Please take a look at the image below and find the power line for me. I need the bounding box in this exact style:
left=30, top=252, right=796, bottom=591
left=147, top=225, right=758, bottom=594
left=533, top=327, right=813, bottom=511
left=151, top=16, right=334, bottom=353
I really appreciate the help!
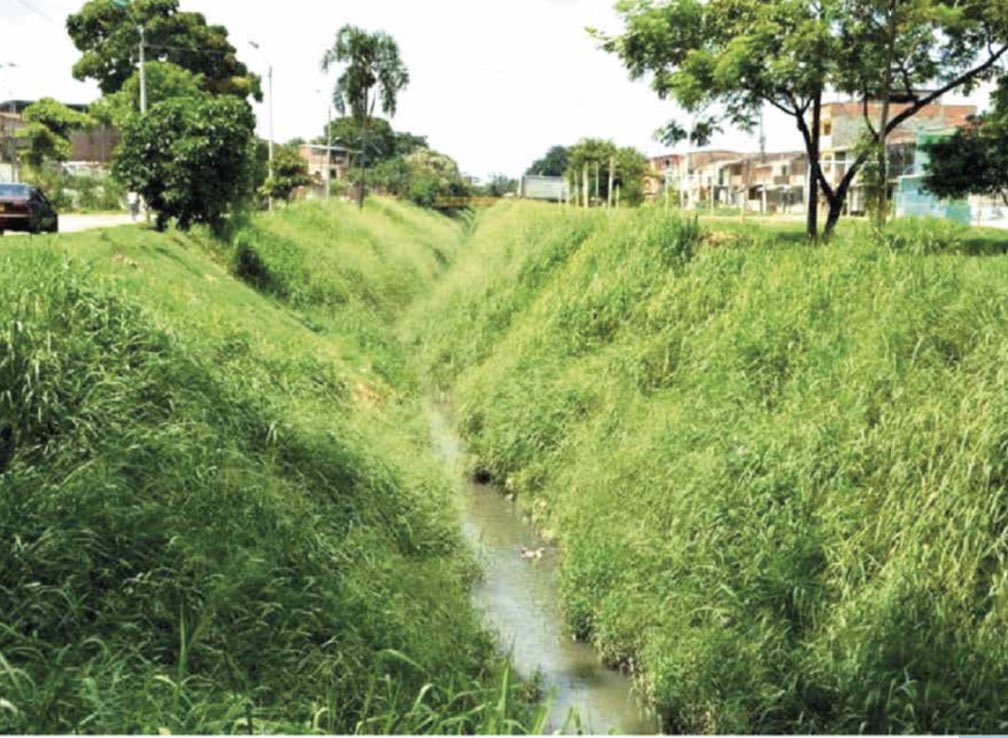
left=13, top=0, right=59, bottom=26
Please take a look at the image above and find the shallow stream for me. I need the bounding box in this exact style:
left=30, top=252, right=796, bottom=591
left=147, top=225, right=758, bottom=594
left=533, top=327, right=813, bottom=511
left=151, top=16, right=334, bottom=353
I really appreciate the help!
left=429, top=404, right=657, bottom=734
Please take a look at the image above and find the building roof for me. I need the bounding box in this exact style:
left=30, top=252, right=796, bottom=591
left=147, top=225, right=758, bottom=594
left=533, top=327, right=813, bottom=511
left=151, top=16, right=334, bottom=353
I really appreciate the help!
left=0, top=100, right=90, bottom=116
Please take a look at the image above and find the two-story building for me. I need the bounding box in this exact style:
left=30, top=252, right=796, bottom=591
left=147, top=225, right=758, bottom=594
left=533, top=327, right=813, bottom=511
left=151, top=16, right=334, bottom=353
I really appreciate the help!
left=297, top=143, right=354, bottom=185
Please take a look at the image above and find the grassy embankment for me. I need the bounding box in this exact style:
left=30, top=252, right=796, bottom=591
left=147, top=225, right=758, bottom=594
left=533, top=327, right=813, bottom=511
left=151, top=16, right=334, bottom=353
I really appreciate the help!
left=408, top=200, right=1008, bottom=733
left=0, top=199, right=540, bottom=733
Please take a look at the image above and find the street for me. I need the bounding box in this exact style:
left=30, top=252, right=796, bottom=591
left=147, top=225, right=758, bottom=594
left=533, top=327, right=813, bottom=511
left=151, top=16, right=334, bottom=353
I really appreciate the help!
left=1, top=212, right=135, bottom=236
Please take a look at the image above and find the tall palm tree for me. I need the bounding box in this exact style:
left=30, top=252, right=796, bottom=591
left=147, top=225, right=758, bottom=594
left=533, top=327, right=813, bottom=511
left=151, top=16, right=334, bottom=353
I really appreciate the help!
left=321, top=26, right=409, bottom=208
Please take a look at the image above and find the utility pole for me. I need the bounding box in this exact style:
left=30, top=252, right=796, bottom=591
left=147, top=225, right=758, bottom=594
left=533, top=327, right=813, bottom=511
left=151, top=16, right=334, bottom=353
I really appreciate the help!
left=326, top=103, right=333, bottom=199
left=250, top=41, right=274, bottom=211
left=607, top=157, right=614, bottom=208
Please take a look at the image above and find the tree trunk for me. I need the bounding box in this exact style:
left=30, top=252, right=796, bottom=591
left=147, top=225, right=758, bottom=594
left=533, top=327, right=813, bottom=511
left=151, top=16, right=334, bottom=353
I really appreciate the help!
left=806, top=91, right=822, bottom=240
left=874, top=0, right=898, bottom=227
left=357, top=91, right=368, bottom=210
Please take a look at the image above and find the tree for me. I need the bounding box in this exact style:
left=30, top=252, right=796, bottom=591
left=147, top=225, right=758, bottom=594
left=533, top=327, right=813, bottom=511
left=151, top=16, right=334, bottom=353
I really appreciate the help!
left=321, top=26, right=409, bottom=209
left=16, top=99, right=94, bottom=169
left=67, top=0, right=259, bottom=99
left=526, top=145, right=570, bottom=177
left=403, top=148, right=469, bottom=208
left=597, top=0, right=1008, bottom=239
left=921, top=78, right=1008, bottom=205
left=260, top=145, right=311, bottom=203
left=112, top=94, right=255, bottom=230
left=566, top=139, right=648, bottom=206
left=483, top=173, right=518, bottom=197
left=89, top=61, right=204, bottom=126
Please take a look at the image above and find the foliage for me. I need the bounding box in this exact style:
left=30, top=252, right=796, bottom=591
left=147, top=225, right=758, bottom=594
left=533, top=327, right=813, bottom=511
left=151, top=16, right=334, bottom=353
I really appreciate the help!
left=67, top=0, right=260, bottom=98
left=403, top=149, right=470, bottom=208
left=566, top=138, right=647, bottom=206
left=481, top=173, right=518, bottom=197
left=525, top=145, right=569, bottom=177
left=90, top=61, right=204, bottom=126
left=260, top=144, right=312, bottom=203
left=0, top=198, right=549, bottom=733
left=322, top=116, right=428, bottom=167
left=922, top=78, right=1008, bottom=206
left=24, top=168, right=126, bottom=212
left=321, top=26, right=410, bottom=208
left=15, top=98, right=94, bottom=169
left=112, top=94, right=255, bottom=230
left=408, top=201, right=1008, bottom=733
left=597, top=0, right=1008, bottom=238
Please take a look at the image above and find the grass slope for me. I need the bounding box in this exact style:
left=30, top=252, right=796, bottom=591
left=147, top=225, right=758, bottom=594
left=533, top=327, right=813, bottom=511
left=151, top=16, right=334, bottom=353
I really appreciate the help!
left=0, top=199, right=526, bottom=734
left=409, top=201, right=1008, bottom=733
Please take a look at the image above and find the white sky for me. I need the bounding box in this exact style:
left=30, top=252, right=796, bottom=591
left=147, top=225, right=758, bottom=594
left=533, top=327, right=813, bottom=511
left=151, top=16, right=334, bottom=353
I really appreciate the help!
left=0, top=0, right=996, bottom=180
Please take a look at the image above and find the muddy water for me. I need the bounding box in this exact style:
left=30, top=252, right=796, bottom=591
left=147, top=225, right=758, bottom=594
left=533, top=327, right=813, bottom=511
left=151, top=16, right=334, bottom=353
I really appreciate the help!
left=429, top=405, right=657, bottom=735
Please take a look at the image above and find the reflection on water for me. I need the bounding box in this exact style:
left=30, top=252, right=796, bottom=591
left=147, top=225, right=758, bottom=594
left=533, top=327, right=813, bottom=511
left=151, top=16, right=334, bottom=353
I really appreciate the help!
left=429, top=404, right=657, bottom=735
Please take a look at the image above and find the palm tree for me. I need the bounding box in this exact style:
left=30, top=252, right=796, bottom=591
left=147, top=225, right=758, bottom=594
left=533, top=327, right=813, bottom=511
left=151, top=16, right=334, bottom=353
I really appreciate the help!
left=321, top=26, right=409, bottom=208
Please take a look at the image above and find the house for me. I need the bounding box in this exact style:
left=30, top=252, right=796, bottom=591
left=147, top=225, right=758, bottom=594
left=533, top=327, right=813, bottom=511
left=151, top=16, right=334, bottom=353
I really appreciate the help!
left=819, top=98, right=975, bottom=214
left=297, top=144, right=353, bottom=183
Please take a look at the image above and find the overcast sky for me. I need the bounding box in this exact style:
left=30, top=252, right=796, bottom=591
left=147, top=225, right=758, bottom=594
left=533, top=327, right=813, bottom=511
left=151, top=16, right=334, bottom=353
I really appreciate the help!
left=1, top=0, right=995, bottom=180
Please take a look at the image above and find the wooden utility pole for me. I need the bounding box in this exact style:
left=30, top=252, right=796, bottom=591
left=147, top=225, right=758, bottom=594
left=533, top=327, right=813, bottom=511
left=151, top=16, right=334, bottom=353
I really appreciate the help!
left=594, top=161, right=600, bottom=207
left=607, top=157, right=614, bottom=208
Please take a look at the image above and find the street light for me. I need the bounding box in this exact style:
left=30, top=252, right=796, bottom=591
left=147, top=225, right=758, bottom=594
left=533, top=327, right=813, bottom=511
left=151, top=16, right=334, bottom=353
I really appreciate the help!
left=249, top=41, right=274, bottom=211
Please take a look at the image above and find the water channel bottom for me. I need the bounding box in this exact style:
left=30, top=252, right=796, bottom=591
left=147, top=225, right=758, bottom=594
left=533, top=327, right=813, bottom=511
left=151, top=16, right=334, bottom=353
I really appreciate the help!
left=429, top=405, right=657, bottom=735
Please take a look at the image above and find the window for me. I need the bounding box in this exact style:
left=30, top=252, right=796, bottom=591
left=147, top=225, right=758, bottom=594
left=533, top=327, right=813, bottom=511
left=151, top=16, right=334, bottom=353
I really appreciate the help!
left=822, top=121, right=832, bottom=136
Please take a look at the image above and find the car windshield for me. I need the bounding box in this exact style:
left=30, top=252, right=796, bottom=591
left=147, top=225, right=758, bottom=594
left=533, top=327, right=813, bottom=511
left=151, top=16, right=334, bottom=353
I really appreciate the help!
left=0, top=184, right=31, bottom=200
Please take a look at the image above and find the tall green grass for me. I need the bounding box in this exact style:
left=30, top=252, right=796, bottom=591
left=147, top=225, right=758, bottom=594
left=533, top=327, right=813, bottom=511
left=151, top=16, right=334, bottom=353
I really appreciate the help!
left=0, top=198, right=539, bottom=733
left=409, top=201, right=1008, bottom=733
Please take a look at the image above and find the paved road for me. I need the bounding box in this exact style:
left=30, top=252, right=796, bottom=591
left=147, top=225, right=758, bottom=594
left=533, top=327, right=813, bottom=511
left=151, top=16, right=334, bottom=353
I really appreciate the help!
left=2, top=212, right=135, bottom=236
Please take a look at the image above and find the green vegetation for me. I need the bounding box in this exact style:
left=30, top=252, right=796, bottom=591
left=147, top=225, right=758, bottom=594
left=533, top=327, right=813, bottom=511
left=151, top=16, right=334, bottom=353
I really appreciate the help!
left=597, top=0, right=1008, bottom=238
left=16, top=98, right=94, bottom=170
left=67, top=0, right=259, bottom=99
left=112, top=95, right=256, bottom=231
left=321, top=25, right=410, bottom=209
left=409, top=201, right=1008, bottom=733
left=0, top=198, right=541, bottom=733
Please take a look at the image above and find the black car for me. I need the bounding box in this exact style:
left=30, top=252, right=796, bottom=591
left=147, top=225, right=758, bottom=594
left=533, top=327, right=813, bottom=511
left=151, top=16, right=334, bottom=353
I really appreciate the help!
left=0, top=183, right=59, bottom=235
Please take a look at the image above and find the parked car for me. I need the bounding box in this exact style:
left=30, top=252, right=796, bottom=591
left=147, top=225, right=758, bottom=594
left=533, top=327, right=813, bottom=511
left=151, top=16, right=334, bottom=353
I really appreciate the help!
left=0, top=183, right=59, bottom=235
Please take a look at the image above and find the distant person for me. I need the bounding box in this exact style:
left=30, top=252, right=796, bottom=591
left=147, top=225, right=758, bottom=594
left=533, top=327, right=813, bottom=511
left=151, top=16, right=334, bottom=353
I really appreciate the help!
left=127, top=191, right=140, bottom=221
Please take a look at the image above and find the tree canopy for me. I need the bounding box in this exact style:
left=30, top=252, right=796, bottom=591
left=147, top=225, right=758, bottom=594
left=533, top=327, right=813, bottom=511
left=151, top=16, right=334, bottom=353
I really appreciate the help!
left=597, top=0, right=1008, bottom=238
left=922, top=78, right=1008, bottom=205
left=67, top=0, right=259, bottom=99
left=321, top=25, right=409, bottom=207
left=566, top=138, right=648, bottom=206
left=526, top=145, right=570, bottom=177
left=89, top=61, right=204, bottom=126
left=112, top=94, right=255, bottom=230
left=16, top=99, right=94, bottom=169
left=322, top=116, right=427, bottom=166
left=260, top=144, right=312, bottom=204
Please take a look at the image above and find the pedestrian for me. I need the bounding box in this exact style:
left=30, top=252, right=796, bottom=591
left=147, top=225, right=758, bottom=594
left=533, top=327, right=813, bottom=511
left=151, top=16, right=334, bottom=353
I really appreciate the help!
left=127, top=191, right=140, bottom=222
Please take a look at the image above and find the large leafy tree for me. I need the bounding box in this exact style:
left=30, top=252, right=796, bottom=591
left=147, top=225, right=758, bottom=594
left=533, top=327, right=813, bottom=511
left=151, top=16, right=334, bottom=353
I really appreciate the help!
left=921, top=78, right=1008, bottom=206
left=321, top=26, right=409, bottom=208
left=322, top=116, right=427, bottom=166
left=16, top=99, right=94, bottom=169
left=598, top=0, right=1008, bottom=239
left=112, top=94, right=255, bottom=230
left=89, top=61, right=203, bottom=126
left=67, top=0, right=259, bottom=99
left=526, top=145, right=570, bottom=177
